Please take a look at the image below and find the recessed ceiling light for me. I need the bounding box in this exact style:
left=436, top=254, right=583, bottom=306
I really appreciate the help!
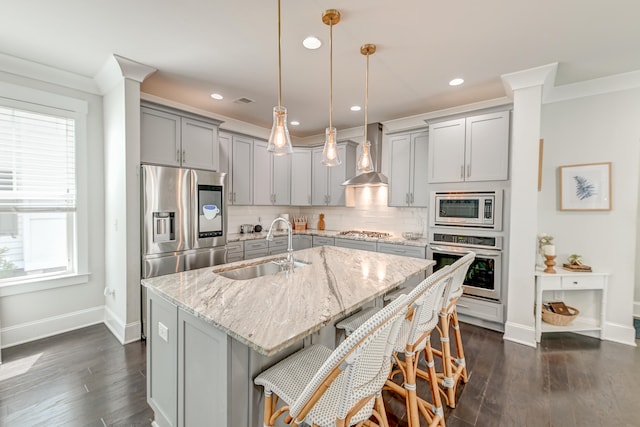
left=350, top=105, right=361, bottom=112
left=303, top=36, right=322, bottom=50
left=210, top=93, right=224, bottom=100
left=449, top=78, right=464, bottom=86
left=290, top=120, right=300, bottom=126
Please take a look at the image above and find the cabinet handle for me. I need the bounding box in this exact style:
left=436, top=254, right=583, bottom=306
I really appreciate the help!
left=467, top=164, right=471, bottom=178
left=460, top=165, right=464, bottom=179
left=182, top=149, right=186, bottom=163
left=405, top=193, right=409, bottom=205
left=177, top=149, right=181, bottom=162
left=308, top=195, right=311, bottom=205
left=410, top=193, right=414, bottom=204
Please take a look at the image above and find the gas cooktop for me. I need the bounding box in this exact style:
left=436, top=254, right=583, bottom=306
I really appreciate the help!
left=337, top=230, right=391, bottom=239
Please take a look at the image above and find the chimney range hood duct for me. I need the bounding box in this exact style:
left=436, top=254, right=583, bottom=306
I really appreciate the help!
left=341, top=123, right=388, bottom=187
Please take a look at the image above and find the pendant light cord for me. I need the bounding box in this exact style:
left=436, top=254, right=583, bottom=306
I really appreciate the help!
left=364, top=51, right=369, bottom=144
left=329, top=20, right=333, bottom=129
left=277, top=0, right=282, bottom=108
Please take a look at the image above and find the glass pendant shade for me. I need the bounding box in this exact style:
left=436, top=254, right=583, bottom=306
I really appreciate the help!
left=357, top=141, right=374, bottom=173
left=267, top=106, right=293, bottom=155
left=322, top=127, right=341, bottom=166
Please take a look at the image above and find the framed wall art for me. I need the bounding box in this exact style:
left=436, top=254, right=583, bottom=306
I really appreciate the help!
left=559, top=162, right=612, bottom=211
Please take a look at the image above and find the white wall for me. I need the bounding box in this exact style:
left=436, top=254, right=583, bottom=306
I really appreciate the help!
left=539, top=88, right=640, bottom=344
left=0, top=66, right=106, bottom=348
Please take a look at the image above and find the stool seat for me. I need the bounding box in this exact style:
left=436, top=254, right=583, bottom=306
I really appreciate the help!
left=335, top=307, right=379, bottom=336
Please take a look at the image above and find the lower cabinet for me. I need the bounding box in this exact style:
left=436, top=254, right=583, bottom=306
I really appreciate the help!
left=244, top=240, right=268, bottom=259
left=226, top=241, right=244, bottom=263
left=292, top=235, right=312, bottom=250
left=312, top=236, right=335, bottom=247
left=377, top=242, right=428, bottom=289
left=334, top=238, right=377, bottom=252
left=147, top=289, right=230, bottom=427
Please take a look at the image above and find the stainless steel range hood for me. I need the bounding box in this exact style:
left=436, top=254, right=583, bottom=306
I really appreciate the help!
left=342, top=123, right=388, bottom=187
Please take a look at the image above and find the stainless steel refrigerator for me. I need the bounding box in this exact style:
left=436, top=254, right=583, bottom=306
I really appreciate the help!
left=140, top=164, right=227, bottom=337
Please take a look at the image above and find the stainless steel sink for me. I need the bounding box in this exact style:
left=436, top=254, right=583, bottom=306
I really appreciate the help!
left=214, top=259, right=310, bottom=280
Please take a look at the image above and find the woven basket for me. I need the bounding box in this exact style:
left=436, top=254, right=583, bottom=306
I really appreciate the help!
left=541, top=305, right=580, bottom=326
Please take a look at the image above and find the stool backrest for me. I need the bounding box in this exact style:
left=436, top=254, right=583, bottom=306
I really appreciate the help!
left=394, top=265, right=454, bottom=353
left=289, top=294, right=410, bottom=425
left=442, top=251, right=476, bottom=311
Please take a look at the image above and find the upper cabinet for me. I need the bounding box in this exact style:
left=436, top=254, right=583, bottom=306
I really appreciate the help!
left=219, top=132, right=253, bottom=205
left=291, top=148, right=312, bottom=206
left=141, top=103, right=222, bottom=171
left=311, top=142, right=357, bottom=206
left=388, top=130, right=429, bottom=207
left=428, top=110, right=510, bottom=183
left=253, top=141, right=291, bottom=206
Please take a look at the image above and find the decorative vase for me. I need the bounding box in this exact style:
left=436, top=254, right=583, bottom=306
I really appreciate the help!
left=317, top=213, right=325, bottom=231
left=544, top=255, right=557, bottom=274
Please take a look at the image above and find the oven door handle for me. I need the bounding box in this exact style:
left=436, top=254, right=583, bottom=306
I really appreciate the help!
left=429, top=245, right=472, bottom=254
left=430, top=245, right=501, bottom=258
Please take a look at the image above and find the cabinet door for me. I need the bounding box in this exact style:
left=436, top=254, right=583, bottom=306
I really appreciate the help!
left=272, top=152, right=291, bottom=205
left=311, top=148, right=328, bottom=205
left=388, top=134, right=411, bottom=207
left=252, top=141, right=272, bottom=205
left=465, top=111, right=510, bottom=182
left=177, top=309, right=228, bottom=427
left=218, top=132, right=232, bottom=203
left=410, top=132, right=429, bottom=207
left=181, top=117, right=219, bottom=171
left=327, top=145, right=347, bottom=206
left=428, top=118, right=466, bottom=183
left=141, top=107, right=181, bottom=167
left=231, top=136, right=253, bottom=205
left=146, top=289, right=178, bottom=427
left=292, top=235, right=312, bottom=250
left=291, top=149, right=312, bottom=206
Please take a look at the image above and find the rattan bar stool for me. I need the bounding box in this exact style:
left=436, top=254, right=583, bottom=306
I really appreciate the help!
left=430, top=251, right=475, bottom=409
left=383, top=266, right=453, bottom=427
left=254, top=294, right=410, bottom=427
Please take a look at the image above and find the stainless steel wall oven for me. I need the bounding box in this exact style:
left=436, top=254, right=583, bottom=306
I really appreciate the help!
left=427, top=232, right=502, bottom=302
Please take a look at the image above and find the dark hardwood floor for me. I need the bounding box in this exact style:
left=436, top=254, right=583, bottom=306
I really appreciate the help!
left=0, top=322, right=638, bottom=427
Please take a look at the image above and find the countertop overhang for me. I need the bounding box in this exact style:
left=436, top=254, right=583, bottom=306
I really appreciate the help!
left=142, top=246, right=434, bottom=356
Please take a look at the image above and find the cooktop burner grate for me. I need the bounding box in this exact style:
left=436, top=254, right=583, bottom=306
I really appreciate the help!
left=337, top=230, right=391, bottom=239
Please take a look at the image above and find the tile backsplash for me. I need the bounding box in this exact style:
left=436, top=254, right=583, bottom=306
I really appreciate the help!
left=227, top=187, right=428, bottom=237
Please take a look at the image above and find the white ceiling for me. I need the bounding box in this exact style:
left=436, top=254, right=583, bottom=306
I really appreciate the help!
left=3, top=0, right=640, bottom=137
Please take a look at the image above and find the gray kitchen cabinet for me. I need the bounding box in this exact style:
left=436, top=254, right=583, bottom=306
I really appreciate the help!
left=334, top=238, right=377, bottom=252
left=141, top=103, right=222, bottom=171
left=253, top=140, right=291, bottom=206
left=230, top=135, right=254, bottom=205
left=291, top=148, right=312, bottom=206
left=311, top=141, right=357, bottom=206
left=243, top=239, right=268, bottom=259
left=377, top=242, right=428, bottom=289
left=177, top=308, right=228, bottom=427
left=388, top=130, right=429, bottom=207
left=312, top=236, right=335, bottom=247
left=226, top=241, right=244, bottom=263
left=428, top=110, right=510, bottom=183
left=146, top=289, right=179, bottom=427
left=267, top=236, right=288, bottom=255
left=292, top=235, right=312, bottom=250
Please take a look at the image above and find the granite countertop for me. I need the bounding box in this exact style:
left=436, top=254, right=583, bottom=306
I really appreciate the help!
left=227, top=229, right=429, bottom=247
left=142, top=246, right=434, bottom=356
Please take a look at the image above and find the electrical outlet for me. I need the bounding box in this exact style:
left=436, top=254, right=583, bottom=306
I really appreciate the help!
left=158, top=322, right=169, bottom=342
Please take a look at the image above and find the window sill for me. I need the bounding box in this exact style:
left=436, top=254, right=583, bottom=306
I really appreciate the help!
left=0, top=272, right=91, bottom=297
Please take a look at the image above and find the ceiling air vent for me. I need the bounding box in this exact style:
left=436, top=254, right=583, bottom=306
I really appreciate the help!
left=234, top=97, right=255, bottom=104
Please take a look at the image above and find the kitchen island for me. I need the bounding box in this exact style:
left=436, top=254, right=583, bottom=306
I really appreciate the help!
left=142, top=245, right=434, bottom=427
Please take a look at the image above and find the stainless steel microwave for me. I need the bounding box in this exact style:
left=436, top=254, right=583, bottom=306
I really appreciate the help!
left=429, top=190, right=503, bottom=230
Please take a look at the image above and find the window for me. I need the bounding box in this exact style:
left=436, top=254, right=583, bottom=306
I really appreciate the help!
left=0, top=105, right=77, bottom=283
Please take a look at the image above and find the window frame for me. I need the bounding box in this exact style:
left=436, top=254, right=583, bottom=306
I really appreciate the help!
left=0, top=81, right=90, bottom=297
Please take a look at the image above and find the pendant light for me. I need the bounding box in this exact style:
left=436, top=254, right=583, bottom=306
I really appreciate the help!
left=267, top=0, right=293, bottom=156
left=342, top=44, right=389, bottom=187
left=321, top=9, right=341, bottom=166
left=357, top=44, right=375, bottom=174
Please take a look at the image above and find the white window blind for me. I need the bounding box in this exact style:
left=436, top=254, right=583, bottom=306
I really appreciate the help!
left=0, top=106, right=76, bottom=212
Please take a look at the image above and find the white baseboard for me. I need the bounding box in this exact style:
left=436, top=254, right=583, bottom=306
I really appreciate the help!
left=103, top=305, right=142, bottom=345
left=633, top=301, right=640, bottom=318
left=603, top=321, right=637, bottom=347
left=502, top=321, right=537, bottom=348
left=1, top=306, right=104, bottom=348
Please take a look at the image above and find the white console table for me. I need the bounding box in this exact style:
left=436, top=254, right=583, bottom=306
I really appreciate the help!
left=535, top=270, right=608, bottom=343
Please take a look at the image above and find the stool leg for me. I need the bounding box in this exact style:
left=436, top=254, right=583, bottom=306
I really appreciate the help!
left=423, top=337, right=445, bottom=427
left=404, top=350, right=420, bottom=427
left=451, top=308, right=468, bottom=384
left=439, top=311, right=456, bottom=408
left=263, top=390, right=274, bottom=427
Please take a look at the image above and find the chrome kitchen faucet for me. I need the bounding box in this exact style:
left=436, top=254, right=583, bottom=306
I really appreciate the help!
left=266, top=217, right=294, bottom=273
